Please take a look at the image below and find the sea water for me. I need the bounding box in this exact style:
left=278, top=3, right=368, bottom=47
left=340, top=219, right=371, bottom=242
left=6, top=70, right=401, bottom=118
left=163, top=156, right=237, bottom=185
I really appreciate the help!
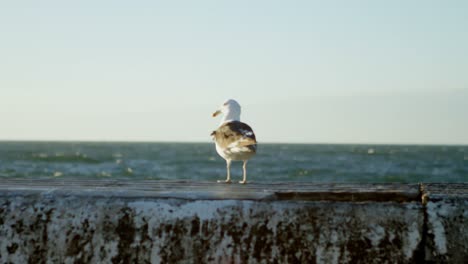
left=0, top=141, right=466, bottom=183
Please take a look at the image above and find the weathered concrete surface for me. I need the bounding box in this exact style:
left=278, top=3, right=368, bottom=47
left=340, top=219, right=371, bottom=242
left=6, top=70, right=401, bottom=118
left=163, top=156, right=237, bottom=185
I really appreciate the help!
left=0, top=196, right=423, bottom=263
left=424, top=184, right=468, bottom=263
left=0, top=179, right=465, bottom=263
left=0, top=179, right=422, bottom=202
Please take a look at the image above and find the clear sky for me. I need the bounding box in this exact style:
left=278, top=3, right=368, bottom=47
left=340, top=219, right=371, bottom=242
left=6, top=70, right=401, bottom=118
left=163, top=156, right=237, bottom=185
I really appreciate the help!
left=1, top=1, right=467, bottom=144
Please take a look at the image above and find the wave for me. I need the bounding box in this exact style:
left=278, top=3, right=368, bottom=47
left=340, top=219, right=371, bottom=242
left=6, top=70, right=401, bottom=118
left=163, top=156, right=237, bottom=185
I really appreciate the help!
left=30, top=152, right=102, bottom=163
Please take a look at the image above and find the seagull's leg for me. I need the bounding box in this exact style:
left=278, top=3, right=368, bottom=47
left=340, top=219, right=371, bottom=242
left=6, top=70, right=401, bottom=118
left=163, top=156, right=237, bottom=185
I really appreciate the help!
left=239, top=160, right=248, bottom=184
left=225, top=159, right=232, bottom=183
left=218, top=159, right=232, bottom=183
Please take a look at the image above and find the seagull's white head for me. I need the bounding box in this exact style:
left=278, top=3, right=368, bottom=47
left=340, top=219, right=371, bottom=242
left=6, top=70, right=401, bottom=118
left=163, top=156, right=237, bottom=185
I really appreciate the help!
left=212, top=99, right=241, bottom=124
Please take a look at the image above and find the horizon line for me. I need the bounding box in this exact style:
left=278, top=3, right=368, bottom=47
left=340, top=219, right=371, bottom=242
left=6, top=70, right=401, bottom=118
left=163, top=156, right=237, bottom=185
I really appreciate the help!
left=0, top=139, right=466, bottom=147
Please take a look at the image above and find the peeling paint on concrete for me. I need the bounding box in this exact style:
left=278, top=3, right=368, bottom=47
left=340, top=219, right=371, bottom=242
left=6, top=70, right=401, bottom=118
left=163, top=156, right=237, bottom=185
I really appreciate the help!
left=427, top=202, right=448, bottom=254
left=426, top=199, right=468, bottom=263
left=405, top=222, right=422, bottom=259
left=0, top=195, right=425, bottom=263
left=0, top=182, right=467, bottom=263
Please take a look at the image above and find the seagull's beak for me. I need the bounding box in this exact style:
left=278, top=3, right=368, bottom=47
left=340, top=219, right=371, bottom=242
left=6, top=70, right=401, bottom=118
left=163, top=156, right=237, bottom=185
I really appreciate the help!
left=212, top=110, right=221, bottom=117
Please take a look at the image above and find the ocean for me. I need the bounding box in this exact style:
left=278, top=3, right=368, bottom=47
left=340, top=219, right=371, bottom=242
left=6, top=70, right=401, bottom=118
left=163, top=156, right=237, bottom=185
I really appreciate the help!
left=0, top=141, right=466, bottom=183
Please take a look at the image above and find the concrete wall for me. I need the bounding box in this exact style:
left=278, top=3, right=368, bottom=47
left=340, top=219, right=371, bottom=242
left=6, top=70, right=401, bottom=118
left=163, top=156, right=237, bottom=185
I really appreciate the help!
left=0, top=180, right=466, bottom=263
left=424, top=184, right=468, bottom=263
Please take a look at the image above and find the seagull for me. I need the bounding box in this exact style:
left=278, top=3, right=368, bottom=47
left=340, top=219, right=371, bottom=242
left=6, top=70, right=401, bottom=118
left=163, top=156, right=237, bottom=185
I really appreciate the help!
left=211, top=99, right=257, bottom=184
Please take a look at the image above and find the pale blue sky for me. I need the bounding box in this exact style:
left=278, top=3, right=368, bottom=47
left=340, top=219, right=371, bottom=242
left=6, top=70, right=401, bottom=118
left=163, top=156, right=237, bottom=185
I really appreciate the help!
left=1, top=1, right=467, bottom=144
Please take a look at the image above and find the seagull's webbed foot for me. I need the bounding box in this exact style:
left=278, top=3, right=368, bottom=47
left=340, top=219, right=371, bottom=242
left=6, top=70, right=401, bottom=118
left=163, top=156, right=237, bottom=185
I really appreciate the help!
left=239, top=180, right=247, bottom=184
left=217, top=179, right=232, bottom=184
